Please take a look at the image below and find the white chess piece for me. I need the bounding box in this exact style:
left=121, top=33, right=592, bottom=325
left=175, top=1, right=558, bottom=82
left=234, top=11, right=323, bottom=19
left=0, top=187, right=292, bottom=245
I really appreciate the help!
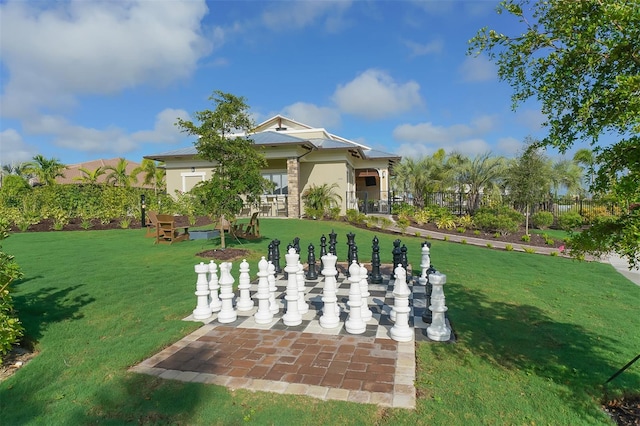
left=254, top=257, right=273, bottom=324
left=319, top=254, right=340, bottom=329
left=345, top=261, right=366, bottom=334
left=427, top=272, right=451, bottom=341
left=217, top=262, right=237, bottom=323
left=418, top=243, right=430, bottom=285
left=390, top=264, right=413, bottom=342
left=236, top=259, right=254, bottom=311
left=296, top=261, right=309, bottom=314
left=193, top=262, right=212, bottom=320
left=267, top=261, right=279, bottom=314
left=359, top=263, right=372, bottom=322
left=282, top=248, right=302, bottom=326
left=208, top=260, right=221, bottom=312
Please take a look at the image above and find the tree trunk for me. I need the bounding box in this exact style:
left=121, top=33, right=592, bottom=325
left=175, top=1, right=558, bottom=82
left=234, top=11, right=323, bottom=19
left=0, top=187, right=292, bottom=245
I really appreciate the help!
left=525, top=203, right=530, bottom=236
left=220, top=213, right=227, bottom=249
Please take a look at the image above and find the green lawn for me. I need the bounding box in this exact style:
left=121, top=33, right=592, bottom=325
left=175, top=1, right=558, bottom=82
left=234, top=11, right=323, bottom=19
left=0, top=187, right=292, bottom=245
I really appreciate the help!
left=1, top=219, right=638, bottom=425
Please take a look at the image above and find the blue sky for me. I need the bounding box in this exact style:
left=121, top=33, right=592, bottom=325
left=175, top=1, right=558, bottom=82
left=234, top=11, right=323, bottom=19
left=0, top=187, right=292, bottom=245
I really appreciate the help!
left=1, top=0, right=578, bottom=167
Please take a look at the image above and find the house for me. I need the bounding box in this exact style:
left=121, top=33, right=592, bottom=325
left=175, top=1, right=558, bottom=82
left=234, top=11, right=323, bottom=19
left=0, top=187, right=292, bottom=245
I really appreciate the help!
left=55, top=158, right=153, bottom=188
left=144, top=115, right=401, bottom=217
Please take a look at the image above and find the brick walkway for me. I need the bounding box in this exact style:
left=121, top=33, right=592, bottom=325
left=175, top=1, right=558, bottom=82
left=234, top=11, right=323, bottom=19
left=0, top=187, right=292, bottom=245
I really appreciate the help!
left=131, top=324, right=416, bottom=408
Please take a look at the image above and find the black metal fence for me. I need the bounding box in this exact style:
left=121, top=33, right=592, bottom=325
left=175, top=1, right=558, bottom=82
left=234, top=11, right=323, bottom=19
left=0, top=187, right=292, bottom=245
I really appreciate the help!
left=386, top=192, right=620, bottom=219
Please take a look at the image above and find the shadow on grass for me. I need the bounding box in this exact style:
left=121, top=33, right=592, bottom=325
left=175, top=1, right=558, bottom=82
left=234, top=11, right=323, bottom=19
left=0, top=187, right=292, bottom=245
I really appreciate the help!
left=444, top=283, right=633, bottom=422
left=13, top=283, right=95, bottom=343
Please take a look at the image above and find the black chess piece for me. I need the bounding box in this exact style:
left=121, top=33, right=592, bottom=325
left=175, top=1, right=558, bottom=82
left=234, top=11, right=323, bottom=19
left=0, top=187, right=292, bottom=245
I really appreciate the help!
left=370, top=236, right=383, bottom=284
left=401, top=244, right=408, bottom=272
left=391, top=239, right=402, bottom=279
left=273, top=239, right=282, bottom=274
left=351, top=243, right=359, bottom=264
left=306, top=243, right=318, bottom=280
left=267, top=241, right=274, bottom=264
left=293, top=237, right=301, bottom=254
left=319, top=234, right=327, bottom=271
left=329, top=230, right=337, bottom=256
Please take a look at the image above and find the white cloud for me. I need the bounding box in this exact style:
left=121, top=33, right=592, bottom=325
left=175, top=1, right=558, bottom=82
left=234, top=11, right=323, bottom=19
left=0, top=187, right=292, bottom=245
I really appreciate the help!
left=261, top=0, right=352, bottom=33
left=497, top=137, right=523, bottom=157
left=404, top=38, right=444, bottom=57
left=515, top=109, right=547, bottom=132
left=20, top=109, right=191, bottom=155
left=393, top=115, right=496, bottom=144
left=392, top=116, right=497, bottom=158
left=458, top=54, right=496, bottom=82
left=0, top=129, right=39, bottom=165
left=0, top=0, right=211, bottom=119
left=333, top=69, right=423, bottom=120
left=281, top=103, right=341, bottom=129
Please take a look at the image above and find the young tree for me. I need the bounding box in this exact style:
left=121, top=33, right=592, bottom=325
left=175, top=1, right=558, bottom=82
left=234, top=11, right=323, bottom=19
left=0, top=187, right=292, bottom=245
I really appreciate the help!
left=458, top=152, right=506, bottom=213
left=504, top=142, right=551, bottom=235
left=470, top=0, right=640, bottom=267
left=176, top=91, right=270, bottom=248
left=132, top=159, right=165, bottom=195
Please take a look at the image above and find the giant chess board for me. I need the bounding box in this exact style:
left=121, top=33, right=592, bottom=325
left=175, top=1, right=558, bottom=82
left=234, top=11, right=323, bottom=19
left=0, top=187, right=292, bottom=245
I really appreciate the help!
left=185, top=270, right=455, bottom=343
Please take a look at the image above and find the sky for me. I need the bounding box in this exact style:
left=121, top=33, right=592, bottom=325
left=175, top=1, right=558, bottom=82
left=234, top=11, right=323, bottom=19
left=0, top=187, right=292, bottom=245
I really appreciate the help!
left=0, top=0, right=584, bottom=168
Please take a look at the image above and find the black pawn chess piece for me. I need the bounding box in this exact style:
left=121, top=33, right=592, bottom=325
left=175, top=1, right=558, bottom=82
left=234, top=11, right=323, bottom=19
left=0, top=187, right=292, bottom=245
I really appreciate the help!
left=422, top=264, right=438, bottom=324
left=273, top=239, right=282, bottom=274
left=391, top=239, right=402, bottom=279
left=306, top=243, right=318, bottom=280
left=267, top=241, right=274, bottom=264
left=401, top=244, right=408, bottom=273
left=370, top=236, right=383, bottom=284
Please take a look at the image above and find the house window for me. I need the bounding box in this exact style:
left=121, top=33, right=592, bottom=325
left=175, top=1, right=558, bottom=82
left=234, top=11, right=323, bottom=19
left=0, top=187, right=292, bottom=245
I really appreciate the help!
left=262, top=172, right=288, bottom=195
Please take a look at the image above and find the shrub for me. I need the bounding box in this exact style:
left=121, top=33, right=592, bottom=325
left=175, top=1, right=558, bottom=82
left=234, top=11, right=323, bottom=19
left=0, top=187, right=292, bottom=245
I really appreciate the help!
left=545, top=238, right=555, bottom=245
left=391, top=202, right=415, bottom=217
left=493, top=232, right=501, bottom=238
left=365, top=215, right=380, bottom=228
left=396, top=217, right=410, bottom=234
left=443, top=235, right=449, bottom=241
left=473, top=230, right=481, bottom=236
left=521, top=234, right=531, bottom=242
left=457, top=227, right=466, bottom=233
left=505, top=244, right=514, bottom=251
left=550, top=251, right=559, bottom=256
left=435, top=217, right=456, bottom=230
left=346, top=209, right=365, bottom=224
left=486, top=243, right=493, bottom=248
left=531, top=211, right=554, bottom=229
left=379, top=217, right=392, bottom=230
left=414, top=231, right=421, bottom=237
left=473, top=206, right=523, bottom=235
left=457, top=214, right=474, bottom=229
left=413, top=209, right=431, bottom=225
left=119, top=218, right=131, bottom=229
left=557, top=211, right=583, bottom=231
left=524, top=247, right=536, bottom=254
left=0, top=219, right=24, bottom=363
left=460, top=239, right=467, bottom=244
left=80, top=219, right=93, bottom=230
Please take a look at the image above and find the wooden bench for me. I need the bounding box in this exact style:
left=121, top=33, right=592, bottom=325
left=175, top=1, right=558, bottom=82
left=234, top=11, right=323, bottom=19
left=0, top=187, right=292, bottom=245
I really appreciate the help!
left=155, top=214, right=190, bottom=244
left=232, top=212, right=260, bottom=240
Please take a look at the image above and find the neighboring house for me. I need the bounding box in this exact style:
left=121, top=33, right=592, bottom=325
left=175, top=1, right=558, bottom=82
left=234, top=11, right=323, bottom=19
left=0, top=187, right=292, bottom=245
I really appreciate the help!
left=56, top=158, right=152, bottom=188
left=144, top=115, right=401, bottom=217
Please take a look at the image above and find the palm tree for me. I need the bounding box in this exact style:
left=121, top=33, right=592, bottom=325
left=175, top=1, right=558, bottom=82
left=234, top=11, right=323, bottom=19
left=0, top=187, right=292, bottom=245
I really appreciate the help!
left=104, top=158, right=137, bottom=187
left=73, top=166, right=106, bottom=185
left=458, top=152, right=506, bottom=213
left=132, top=159, right=165, bottom=194
left=549, top=158, right=583, bottom=199
left=301, top=183, right=342, bottom=217
left=25, top=154, right=65, bottom=185
left=573, top=148, right=595, bottom=196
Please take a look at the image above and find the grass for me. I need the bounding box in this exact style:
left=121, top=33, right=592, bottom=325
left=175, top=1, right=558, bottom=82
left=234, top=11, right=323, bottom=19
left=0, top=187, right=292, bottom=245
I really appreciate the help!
left=531, top=228, right=574, bottom=241
left=2, top=219, right=639, bottom=424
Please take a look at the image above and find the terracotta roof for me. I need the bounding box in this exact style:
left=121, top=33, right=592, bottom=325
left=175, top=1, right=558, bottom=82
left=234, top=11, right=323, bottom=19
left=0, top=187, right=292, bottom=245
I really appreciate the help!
left=55, top=158, right=153, bottom=188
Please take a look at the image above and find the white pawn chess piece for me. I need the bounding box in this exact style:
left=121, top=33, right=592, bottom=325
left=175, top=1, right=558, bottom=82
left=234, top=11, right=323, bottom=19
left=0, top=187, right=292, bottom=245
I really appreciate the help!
left=254, top=257, right=273, bottom=324
left=217, top=262, right=237, bottom=323
left=296, top=261, right=309, bottom=315
left=418, top=244, right=431, bottom=285
left=427, top=272, right=451, bottom=341
left=359, top=263, right=372, bottom=322
left=236, top=259, right=254, bottom=311
left=282, top=248, right=302, bottom=326
left=267, top=261, right=279, bottom=314
left=345, top=261, right=366, bottom=334
left=390, top=264, right=413, bottom=342
left=319, top=253, right=340, bottom=329
left=208, top=260, right=222, bottom=312
left=193, top=262, right=213, bottom=320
